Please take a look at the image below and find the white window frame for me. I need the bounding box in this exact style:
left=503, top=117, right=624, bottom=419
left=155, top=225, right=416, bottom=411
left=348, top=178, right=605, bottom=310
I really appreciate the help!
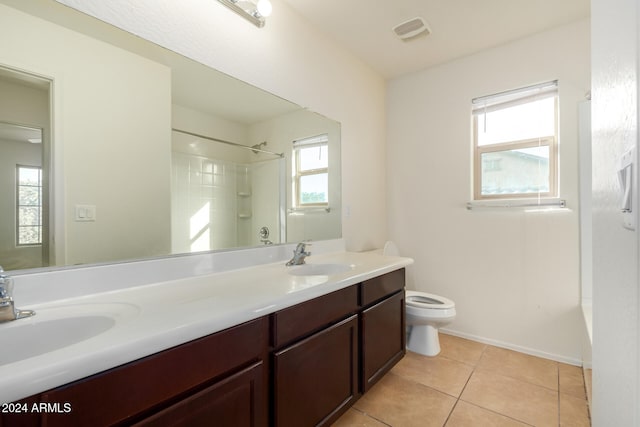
left=16, top=164, right=43, bottom=246
left=472, top=81, right=559, bottom=201
left=292, top=134, right=329, bottom=208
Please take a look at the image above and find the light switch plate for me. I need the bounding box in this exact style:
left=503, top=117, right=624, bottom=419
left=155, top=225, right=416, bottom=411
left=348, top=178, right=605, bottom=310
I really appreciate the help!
left=75, top=204, right=96, bottom=222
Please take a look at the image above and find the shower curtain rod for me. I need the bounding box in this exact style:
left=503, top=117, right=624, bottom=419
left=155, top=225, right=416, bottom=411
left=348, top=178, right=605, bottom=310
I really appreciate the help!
left=172, top=128, right=284, bottom=158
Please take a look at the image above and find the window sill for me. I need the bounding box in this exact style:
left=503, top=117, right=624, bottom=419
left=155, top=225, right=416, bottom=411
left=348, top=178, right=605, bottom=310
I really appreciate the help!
left=466, top=198, right=567, bottom=211
left=288, top=206, right=331, bottom=216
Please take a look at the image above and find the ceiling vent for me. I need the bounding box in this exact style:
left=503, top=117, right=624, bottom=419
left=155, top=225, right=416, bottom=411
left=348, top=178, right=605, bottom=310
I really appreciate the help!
left=392, top=17, right=431, bottom=41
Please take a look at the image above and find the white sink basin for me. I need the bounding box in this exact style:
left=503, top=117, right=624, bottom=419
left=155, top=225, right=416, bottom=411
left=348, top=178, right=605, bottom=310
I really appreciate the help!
left=287, top=263, right=353, bottom=277
left=0, top=303, right=139, bottom=366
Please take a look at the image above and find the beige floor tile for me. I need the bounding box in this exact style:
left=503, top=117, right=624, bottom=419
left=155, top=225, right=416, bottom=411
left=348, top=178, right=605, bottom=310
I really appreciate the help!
left=392, top=350, right=474, bottom=397
left=445, top=401, right=530, bottom=427
left=461, top=370, right=559, bottom=427
left=354, top=372, right=457, bottom=427
left=583, top=368, right=592, bottom=410
left=439, top=333, right=487, bottom=366
left=560, top=393, right=591, bottom=427
left=559, top=363, right=586, bottom=399
left=331, top=408, right=389, bottom=427
left=476, top=346, right=558, bottom=390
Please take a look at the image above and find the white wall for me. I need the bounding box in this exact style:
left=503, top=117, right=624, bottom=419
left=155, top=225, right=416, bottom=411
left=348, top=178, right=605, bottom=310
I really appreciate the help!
left=387, top=20, right=590, bottom=363
left=591, top=0, right=640, bottom=424
left=0, top=4, right=173, bottom=266
left=57, top=0, right=388, bottom=252
left=172, top=104, right=251, bottom=163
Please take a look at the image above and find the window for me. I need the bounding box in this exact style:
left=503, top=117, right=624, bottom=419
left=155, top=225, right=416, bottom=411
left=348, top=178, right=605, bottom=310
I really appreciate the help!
left=293, top=134, right=329, bottom=207
left=16, top=165, right=42, bottom=246
left=472, top=81, right=558, bottom=200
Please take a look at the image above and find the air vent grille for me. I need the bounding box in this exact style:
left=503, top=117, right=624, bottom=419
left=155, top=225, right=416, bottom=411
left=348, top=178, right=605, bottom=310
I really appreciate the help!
left=393, top=17, right=431, bottom=41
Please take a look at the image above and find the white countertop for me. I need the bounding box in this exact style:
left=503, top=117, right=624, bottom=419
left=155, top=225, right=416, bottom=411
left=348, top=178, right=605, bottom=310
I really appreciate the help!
left=0, top=250, right=412, bottom=404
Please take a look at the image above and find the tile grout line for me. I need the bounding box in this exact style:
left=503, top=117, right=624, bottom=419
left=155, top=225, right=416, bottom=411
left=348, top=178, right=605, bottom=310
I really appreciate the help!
left=582, top=368, right=592, bottom=425
left=349, top=407, right=392, bottom=427
left=557, top=363, right=561, bottom=427
left=441, top=343, right=489, bottom=426
left=452, top=343, right=558, bottom=427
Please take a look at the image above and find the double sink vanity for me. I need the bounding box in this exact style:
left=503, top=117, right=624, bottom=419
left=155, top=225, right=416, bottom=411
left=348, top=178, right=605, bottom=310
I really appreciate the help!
left=0, top=2, right=412, bottom=425
left=0, top=243, right=412, bottom=426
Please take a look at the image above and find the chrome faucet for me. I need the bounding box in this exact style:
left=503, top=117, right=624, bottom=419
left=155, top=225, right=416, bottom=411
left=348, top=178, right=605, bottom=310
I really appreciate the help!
left=286, top=242, right=311, bottom=266
left=0, top=266, right=35, bottom=322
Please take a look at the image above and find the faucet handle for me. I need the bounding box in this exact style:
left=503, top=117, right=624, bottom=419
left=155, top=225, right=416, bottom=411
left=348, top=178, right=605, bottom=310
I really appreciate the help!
left=0, top=266, right=13, bottom=299
left=295, top=242, right=311, bottom=255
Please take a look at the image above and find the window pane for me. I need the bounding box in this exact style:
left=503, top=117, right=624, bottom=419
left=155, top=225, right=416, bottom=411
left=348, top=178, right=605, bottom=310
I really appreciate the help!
left=299, top=145, right=328, bottom=171
left=16, top=166, right=43, bottom=245
left=477, top=97, right=555, bottom=146
left=480, top=146, right=550, bottom=196
left=18, top=186, right=40, bottom=206
left=299, top=173, right=328, bottom=204
left=19, top=207, right=41, bottom=226
left=18, top=167, right=41, bottom=185
left=18, top=226, right=41, bottom=245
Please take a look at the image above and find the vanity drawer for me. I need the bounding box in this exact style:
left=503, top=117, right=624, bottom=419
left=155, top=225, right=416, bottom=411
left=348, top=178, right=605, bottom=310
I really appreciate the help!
left=40, top=316, right=269, bottom=427
left=133, top=361, right=265, bottom=427
left=271, top=285, right=358, bottom=348
left=360, top=268, right=405, bottom=307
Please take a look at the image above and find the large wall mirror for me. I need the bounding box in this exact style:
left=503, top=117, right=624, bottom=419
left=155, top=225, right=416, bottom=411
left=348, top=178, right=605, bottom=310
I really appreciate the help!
left=0, top=0, right=341, bottom=273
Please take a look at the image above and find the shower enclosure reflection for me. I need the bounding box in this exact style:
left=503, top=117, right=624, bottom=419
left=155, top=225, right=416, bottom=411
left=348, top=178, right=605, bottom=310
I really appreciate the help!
left=171, top=129, right=285, bottom=252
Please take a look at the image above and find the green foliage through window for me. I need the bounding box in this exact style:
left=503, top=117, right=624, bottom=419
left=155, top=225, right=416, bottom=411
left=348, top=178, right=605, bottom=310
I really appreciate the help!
left=16, top=165, right=42, bottom=246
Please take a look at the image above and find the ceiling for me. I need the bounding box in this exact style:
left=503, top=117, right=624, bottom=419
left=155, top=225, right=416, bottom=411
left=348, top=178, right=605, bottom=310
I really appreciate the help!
left=0, top=121, right=42, bottom=144
left=280, top=0, right=590, bottom=78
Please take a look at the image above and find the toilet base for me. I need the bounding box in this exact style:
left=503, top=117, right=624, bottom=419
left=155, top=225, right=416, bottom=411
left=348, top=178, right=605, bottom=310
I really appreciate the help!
left=407, top=324, right=441, bottom=356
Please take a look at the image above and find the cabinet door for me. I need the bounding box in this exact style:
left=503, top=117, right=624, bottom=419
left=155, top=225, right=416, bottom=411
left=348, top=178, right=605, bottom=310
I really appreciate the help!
left=273, top=315, right=358, bottom=427
left=41, top=317, right=268, bottom=426
left=361, top=290, right=405, bottom=393
left=134, top=361, right=266, bottom=427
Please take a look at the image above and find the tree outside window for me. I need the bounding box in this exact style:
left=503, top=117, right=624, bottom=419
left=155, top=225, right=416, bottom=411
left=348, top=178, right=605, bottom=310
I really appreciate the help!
left=16, top=165, right=42, bottom=246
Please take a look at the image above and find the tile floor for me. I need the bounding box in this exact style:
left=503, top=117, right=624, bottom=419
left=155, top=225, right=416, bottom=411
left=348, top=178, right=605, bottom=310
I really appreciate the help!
left=333, top=334, right=591, bottom=427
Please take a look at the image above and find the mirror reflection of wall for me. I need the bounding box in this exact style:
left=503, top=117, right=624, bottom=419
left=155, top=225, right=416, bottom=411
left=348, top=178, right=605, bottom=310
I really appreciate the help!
left=0, top=69, right=50, bottom=271
left=0, top=1, right=341, bottom=273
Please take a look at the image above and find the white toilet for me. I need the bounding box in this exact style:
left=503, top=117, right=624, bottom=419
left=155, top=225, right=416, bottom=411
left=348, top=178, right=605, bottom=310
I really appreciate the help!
left=405, top=291, right=456, bottom=356
left=383, top=241, right=456, bottom=357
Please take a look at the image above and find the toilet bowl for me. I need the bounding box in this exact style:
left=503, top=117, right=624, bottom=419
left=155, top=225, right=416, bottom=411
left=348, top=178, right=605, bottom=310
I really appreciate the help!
left=382, top=241, right=456, bottom=357
left=405, top=291, right=456, bottom=356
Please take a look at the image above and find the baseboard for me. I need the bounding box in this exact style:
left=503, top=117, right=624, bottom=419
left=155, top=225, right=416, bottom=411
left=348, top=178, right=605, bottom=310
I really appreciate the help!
left=439, top=328, right=583, bottom=366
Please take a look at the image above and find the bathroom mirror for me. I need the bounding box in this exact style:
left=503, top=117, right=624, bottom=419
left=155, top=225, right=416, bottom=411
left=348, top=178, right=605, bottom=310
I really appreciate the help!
left=0, top=0, right=341, bottom=272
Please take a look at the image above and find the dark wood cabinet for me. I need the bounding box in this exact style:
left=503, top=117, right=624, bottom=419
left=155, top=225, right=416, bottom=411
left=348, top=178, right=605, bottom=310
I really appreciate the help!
left=133, top=361, right=265, bottom=427
left=360, top=268, right=405, bottom=307
left=272, top=315, right=359, bottom=427
left=360, top=290, right=405, bottom=392
left=5, top=268, right=406, bottom=427
left=270, top=269, right=406, bottom=426
left=41, top=317, right=269, bottom=427
left=271, top=285, right=359, bottom=348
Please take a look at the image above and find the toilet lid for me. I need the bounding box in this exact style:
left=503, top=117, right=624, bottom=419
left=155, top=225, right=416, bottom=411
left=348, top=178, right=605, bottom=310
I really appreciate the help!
left=406, top=290, right=455, bottom=309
